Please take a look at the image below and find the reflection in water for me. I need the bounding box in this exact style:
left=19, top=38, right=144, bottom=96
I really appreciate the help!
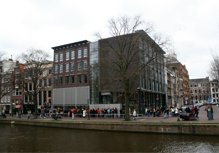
left=0, top=124, right=218, bottom=152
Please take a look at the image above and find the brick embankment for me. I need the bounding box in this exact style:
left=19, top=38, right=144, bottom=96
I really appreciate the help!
left=0, top=105, right=219, bottom=136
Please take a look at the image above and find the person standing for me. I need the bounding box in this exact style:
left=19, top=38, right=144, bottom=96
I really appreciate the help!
left=82, top=109, right=86, bottom=118
left=133, top=109, right=137, bottom=120
left=206, top=104, right=214, bottom=120
left=210, top=105, right=214, bottom=120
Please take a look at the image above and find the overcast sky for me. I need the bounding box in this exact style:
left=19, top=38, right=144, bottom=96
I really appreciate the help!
left=0, top=0, right=219, bottom=79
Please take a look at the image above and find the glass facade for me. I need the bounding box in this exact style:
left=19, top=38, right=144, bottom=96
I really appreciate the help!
left=89, top=41, right=99, bottom=104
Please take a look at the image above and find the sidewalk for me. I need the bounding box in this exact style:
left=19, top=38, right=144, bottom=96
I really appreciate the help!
left=2, top=105, right=219, bottom=124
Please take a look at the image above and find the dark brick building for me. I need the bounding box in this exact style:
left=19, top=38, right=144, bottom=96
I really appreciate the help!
left=52, top=40, right=90, bottom=108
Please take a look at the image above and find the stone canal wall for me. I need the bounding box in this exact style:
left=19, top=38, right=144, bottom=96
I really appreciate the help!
left=1, top=119, right=219, bottom=136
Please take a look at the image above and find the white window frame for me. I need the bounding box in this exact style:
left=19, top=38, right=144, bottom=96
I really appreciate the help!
left=55, top=65, right=58, bottom=74
left=59, top=64, right=63, bottom=73
left=83, top=48, right=88, bottom=57
left=78, top=49, right=82, bottom=59
left=66, top=51, right=70, bottom=61
left=71, top=62, right=75, bottom=72
left=60, top=53, right=63, bottom=62
left=55, top=54, right=58, bottom=62
left=66, top=63, right=69, bottom=72
left=71, top=50, right=75, bottom=60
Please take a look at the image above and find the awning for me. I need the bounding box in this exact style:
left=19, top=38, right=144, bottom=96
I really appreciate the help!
left=15, top=105, right=22, bottom=109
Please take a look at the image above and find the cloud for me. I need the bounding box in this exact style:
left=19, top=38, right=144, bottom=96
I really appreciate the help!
left=0, top=0, right=219, bottom=79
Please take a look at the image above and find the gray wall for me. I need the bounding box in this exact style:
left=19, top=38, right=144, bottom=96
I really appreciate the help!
left=52, top=86, right=90, bottom=106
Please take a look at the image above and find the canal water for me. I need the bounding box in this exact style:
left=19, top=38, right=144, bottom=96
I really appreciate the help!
left=0, top=124, right=219, bottom=152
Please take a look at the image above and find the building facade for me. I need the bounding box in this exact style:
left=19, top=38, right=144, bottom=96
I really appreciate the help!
left=0, top=59, right=17, bottom=113
left=166, top=69, right=175, bottom=107
left=52, top=40, right=90, bottom=109
left=95, top=30, right=166, bottom=113
left=210, top=79, right=219, bottom=103
left=166, top=62, right=189, bottom=107
left=189, top=77, right=210, bottom=104
left=23, top=61, right=53, bottom=112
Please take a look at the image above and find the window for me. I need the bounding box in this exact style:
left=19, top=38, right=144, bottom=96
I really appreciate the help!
left=78, top=75, right=82, bottom=83
left=84, top=48, right=88, bottom=57
left=65, top=76, right=69, bottom=84
left=66, top=51, right=70, bottom=61
left=29, top=83, right=32, bottom=91
left=44, top=79, right=47, bottom=87
left=54, top=76, right=58, bottom=85
left=44, top=91, right=47, bottom=103
left=55, top=54, right=58, bottom=62
left=71, top=62, right=75, bottom=72
left=60, top=53, right=63, bottom=61
left=71, top=75, right=75, bottom=83
left=66, top=63, right=69, bottom=72
left=25, top=95, right=28, bottom=102
left=39, top=79, right=42, bottom=87
left=59, top=64, right=63, bottom=73
left=48, top=78, right=52, bottom=86
left=84, top=75, right=87, bottom=83
left=48, top=90, right=52, bottom=97
left=55, top=65, right=58, bottom=74
left=71, top=50, right=75, bottom=60
left=84, top=60, right=88, bottom=69
left=59, top=77, right=63, bottom=84
left=38, top=92, right=42, bottom=105
left=78, top=61, right=83, bottom=71
left=49, top=68, right=52, bottom=74
left=15, top=88, right=19, bottom=96
left=78, top=49, right=82, bottom=58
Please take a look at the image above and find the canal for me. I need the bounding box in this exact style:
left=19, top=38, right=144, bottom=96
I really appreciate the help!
left=0, top=124, right=219, bottom=152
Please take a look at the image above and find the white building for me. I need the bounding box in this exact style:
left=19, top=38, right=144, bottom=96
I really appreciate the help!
left=210, top=79, right=219, bottom=103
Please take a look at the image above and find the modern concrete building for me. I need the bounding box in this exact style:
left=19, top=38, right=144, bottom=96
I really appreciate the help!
left=95, top=30, right=166, bottom=113
left=52, top=40, right=90, bottom=109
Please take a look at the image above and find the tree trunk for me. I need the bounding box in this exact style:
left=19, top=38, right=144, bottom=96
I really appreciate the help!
left=124, top=79, right=130, bottom=121
left=33, top=92, right=38, bottom=119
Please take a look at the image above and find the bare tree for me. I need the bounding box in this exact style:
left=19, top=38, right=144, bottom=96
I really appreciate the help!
left=210, top=54, right=219, bottom=81
left=98, top=16, right=167, bottom=121
left=21, top=49, right=50, bottom=118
